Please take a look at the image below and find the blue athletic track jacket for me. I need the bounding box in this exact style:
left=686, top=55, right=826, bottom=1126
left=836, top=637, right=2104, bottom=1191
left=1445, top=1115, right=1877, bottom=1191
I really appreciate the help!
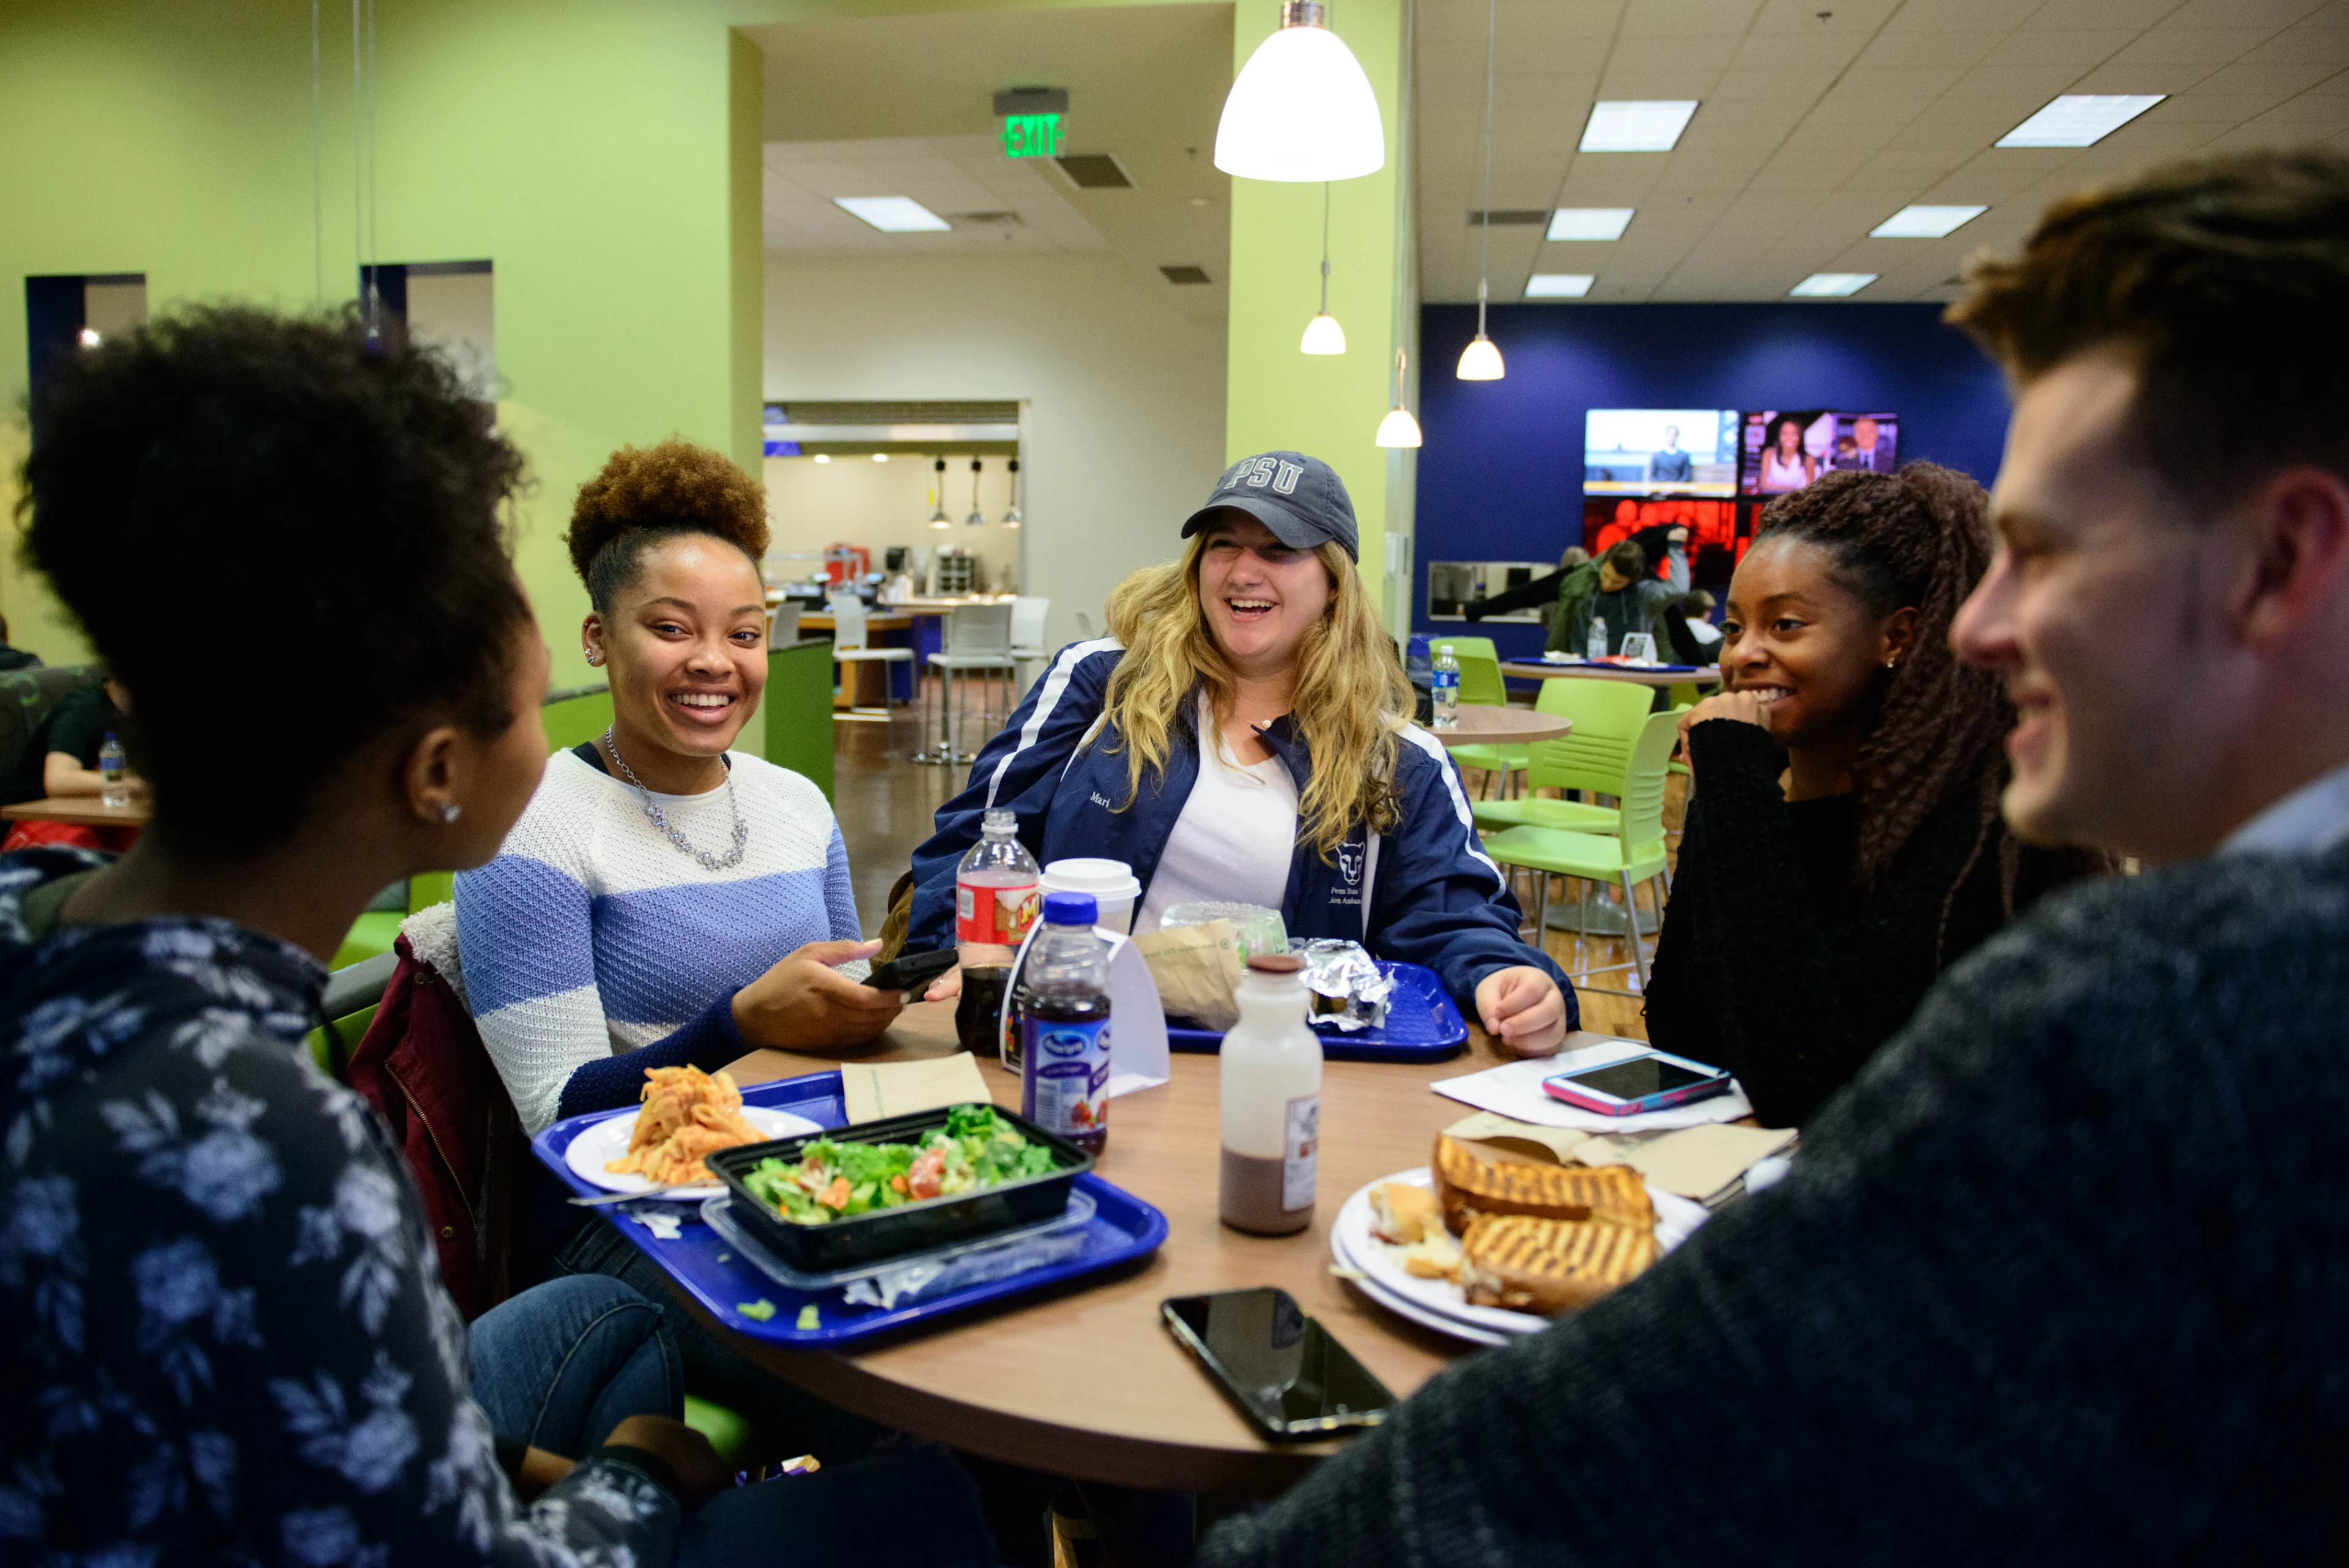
left=907, top=640, right=1574, bottom=1024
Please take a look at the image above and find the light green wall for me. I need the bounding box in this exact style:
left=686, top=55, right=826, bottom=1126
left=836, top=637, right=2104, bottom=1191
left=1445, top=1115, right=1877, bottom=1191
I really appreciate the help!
left=0, top=0, right=760, bottom=691
left=1222, top=0, right=1414, bottom=613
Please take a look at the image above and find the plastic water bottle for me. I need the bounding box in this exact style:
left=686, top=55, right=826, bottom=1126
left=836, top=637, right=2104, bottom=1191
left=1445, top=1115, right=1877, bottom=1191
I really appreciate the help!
left=1219, top=954, right=1321, bottom=1235
left=1587, top=614, right=1609, bottom=663
left=1431, top=644, right=1460, bottom=729
left=1405, top=634, right=1433, bottom=724
left=1018, top=891, right=1111, bottom=1154
left=957, top=807, right=1039, bottom=1062
left=98, top=732, right=128, bottom=808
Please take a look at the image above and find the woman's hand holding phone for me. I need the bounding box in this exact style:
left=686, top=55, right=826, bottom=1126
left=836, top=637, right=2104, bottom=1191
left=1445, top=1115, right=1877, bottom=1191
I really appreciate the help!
left=731, top=937, right=902, bottom=1049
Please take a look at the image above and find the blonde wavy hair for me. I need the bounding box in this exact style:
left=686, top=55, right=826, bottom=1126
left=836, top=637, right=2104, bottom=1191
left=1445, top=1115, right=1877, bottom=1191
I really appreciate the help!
left=1099, top=535, right=1411, bottom=858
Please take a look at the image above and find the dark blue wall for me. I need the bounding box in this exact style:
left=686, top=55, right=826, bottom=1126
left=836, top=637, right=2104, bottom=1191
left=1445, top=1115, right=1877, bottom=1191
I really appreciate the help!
left=1412, top=302, right=2014, bottom=659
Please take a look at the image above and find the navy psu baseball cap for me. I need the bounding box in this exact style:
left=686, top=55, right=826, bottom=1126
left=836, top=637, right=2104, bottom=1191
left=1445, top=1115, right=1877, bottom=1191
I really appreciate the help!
left=1180, top=450, right=1358, bottom=562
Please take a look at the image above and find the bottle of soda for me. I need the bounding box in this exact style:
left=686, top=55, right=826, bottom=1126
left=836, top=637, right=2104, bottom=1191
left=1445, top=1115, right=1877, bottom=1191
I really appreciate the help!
left=1587, top=614, right=1609, bottom=663
left=957, top=808, right=1038, bottom=1060
left=1430, top=644, right=1460, bottom=729
left=1018, top=891, right=1111, bottom=1154
left=1218, top=954, right=1321, bottom=1235
left=98, top=732, right=128, bottom=809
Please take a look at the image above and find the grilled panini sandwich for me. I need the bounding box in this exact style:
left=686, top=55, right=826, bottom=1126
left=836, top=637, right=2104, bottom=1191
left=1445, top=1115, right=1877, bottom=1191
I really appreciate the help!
left=1431, top=1134, right=1655, bottom=1234
left=1459, top=1213, right=1661, bottom=1314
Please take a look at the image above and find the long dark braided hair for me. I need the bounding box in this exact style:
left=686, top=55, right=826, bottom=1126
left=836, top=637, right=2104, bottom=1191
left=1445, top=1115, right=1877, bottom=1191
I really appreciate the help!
left=1756, top=464, right=2078, bottom=946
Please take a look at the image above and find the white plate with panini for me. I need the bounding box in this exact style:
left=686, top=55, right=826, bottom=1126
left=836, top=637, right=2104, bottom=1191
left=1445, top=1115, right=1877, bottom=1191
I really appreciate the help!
left=566, top=1066, right=823, bottom=1200
left=1332, top=1136, right=1710, bottom=1344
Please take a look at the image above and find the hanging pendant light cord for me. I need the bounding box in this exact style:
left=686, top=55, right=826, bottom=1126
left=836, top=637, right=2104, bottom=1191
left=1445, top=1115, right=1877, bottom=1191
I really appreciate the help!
left=1319, top=181, right=1333, bottom=314
left=310, top=0, right=323, bottom=303
left=1477, top=0, right=1494, bottom=334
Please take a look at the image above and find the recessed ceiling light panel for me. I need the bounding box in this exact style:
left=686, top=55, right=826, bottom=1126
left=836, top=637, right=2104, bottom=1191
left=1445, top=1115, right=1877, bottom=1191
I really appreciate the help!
left=1547, top=207, right=1635, bottom=241
left=1996, top=95, right=2164, bottom=148
left=1525, top=273, right=1595, bottom=299
left=1579, top=101, right=1698, bottom=152
left=1789, top=272, right=1877, bottom=297
left=1871, top=204, right=1987, bottom=239
left=833, top=196, right=952, bottom=232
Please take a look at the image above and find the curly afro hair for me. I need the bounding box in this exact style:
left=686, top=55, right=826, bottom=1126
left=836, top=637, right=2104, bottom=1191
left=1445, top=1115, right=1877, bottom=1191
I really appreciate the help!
left=567, top=438, right=769, bottom=612
left=19, top=303, right=530, bottom=855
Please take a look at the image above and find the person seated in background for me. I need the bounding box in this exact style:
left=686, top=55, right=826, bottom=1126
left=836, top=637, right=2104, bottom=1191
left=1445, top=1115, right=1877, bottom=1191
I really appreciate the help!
left=0, top=611, right=42, bottom=671
left=1642, top=464, right=2107, bottom=1124
left=908, top=450, right=1573, bottom=1055
left=0, top=670, right=146, bottom=853
left=0, top=305, right=1001, bottom=1564
left=1193, top=147, right=2349, bottom=1566
left=1663, top=587, right=1722, bottom=664
left=1544, top=527, right=1689, bottom=656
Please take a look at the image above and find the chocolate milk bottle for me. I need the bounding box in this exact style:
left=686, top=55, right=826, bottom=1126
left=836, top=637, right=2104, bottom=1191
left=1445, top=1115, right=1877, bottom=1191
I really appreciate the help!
left=1217, top=954, right=1322, bottom=1235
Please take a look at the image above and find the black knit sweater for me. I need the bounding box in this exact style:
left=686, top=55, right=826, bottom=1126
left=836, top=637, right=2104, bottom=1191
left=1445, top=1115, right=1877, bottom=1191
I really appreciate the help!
left=1193, top=842, right=2349, bottom=1566
left=1644, top=718, right=2076, bottom=1127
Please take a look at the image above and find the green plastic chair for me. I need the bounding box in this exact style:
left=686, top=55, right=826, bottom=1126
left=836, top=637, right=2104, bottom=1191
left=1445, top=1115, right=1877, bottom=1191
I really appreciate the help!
left=683, top=1394, right=757, bottom=1468
left=1471, top=677, right=1655, bottom=836
left=541, top=683, right=617, bottom=753
left=1482, top=705, right=1683, bottom=988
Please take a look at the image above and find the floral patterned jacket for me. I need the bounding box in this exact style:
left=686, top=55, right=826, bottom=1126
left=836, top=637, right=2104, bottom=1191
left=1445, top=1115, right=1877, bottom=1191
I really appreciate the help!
left=0, top=849, right=680, bottom=1564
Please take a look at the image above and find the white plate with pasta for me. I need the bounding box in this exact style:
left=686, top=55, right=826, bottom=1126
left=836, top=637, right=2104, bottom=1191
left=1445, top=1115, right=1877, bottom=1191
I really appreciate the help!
left=566, top=1102, right=823, bottom=1201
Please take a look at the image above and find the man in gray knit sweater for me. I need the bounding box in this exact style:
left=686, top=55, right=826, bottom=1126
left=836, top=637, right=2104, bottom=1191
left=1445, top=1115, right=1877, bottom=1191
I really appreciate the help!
left=1197, top=150, right=2349, bottom=1564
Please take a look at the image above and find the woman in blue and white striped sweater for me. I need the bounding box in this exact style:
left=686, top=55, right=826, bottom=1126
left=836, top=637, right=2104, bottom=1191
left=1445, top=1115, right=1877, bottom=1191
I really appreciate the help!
left=456, top=441, right=898, bottom=1131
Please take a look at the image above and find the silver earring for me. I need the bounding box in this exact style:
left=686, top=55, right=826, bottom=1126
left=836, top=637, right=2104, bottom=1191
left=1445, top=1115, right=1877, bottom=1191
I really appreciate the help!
left=440, top=803, right=462, bottom=824
left=585, top=649, right=603, bottom=666
left=1883, top=658, right=1898, bottom=669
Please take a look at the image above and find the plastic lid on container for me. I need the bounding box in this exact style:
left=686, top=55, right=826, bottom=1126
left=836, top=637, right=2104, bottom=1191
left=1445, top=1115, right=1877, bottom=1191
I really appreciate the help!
left=1042, top=891, right=1098, bottom=926
left=1041, top=858, right=1139, bottom=893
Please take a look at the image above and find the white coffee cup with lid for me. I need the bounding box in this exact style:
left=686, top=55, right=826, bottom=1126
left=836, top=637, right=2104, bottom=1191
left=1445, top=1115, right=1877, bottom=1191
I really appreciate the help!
left=1040, top=858, right=1142, bottom=934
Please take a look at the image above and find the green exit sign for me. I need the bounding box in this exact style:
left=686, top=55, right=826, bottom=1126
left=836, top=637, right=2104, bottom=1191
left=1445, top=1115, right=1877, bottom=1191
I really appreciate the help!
left=1000, top=113, right=1065, bottom=158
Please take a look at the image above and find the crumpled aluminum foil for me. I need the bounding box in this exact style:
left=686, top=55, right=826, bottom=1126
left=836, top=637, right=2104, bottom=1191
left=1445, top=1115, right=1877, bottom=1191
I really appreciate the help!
left=1297, top=938, right=1392, bottom=1032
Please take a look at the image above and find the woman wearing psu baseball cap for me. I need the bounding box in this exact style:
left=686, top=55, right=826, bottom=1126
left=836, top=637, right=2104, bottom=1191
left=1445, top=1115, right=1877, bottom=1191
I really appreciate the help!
left=902, top=450, right=1575, bottom=1055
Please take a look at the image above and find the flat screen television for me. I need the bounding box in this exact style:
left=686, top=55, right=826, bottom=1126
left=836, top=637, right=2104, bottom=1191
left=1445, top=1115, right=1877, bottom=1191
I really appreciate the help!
left=1739, top=410, right=1899, bottom=495
left=1581, top=497, right=1748, bottom=592
left=1583, top=409, right=1742, bottom=497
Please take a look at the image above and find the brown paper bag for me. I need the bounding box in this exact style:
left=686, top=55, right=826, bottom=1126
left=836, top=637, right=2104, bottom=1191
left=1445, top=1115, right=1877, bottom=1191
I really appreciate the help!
left=1132, top=920, right=1245, bottom=1031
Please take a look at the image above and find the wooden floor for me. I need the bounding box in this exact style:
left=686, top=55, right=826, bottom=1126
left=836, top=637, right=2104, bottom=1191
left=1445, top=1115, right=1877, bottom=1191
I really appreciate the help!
left=828, top=680, right=1667, bottom=1042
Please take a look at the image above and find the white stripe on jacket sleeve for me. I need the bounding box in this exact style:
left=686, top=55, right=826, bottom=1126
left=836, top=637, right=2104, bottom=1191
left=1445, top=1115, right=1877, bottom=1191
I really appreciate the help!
left=1395, top=725, right=1506, bottom=891
left=984, top=639, right=1123, bottom=809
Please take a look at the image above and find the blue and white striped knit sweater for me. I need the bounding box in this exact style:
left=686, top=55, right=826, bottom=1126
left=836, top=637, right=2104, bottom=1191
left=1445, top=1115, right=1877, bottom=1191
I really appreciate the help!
left=455, top=748, right=863, bottom=1132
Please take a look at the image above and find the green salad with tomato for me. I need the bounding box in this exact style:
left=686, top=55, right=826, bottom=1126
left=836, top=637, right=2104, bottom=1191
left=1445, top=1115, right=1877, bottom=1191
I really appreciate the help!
left=740, top=1104, right=1060, bottom=1225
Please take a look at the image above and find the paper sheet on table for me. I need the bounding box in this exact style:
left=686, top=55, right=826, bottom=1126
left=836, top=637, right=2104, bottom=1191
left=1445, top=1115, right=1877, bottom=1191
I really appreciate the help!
left=1430, top=1038, right=1752, bottom=1132
left=1609, top=1123, right=1798, bottom=1202
left=842, top=1052, right=993, bottom=1124
left=999, top=924, right=1170, bottom=1099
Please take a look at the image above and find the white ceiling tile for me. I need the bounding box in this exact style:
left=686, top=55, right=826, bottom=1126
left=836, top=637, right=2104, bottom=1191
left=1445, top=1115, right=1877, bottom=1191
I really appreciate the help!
left=1617, top=0, right=1764, bottom=39
left=2106, top=28, right=2277, bottom=67
left=2026, top=0, right=2179, bottom=29
left=2161, top=0, right=2330, bottom=28
left=1882, top=0, right=2041, bottom=32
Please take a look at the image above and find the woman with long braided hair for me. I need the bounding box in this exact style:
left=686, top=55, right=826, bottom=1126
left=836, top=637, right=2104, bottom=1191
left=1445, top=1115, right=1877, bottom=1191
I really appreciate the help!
left=1644, top=463, right=2107, bottom=1126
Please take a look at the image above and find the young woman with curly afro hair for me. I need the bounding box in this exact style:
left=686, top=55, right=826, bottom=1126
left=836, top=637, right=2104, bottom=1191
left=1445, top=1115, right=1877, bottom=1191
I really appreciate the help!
left=455, top=438, right=896, bottom=1219
left=1642, top=463, right=2109, bottom=1127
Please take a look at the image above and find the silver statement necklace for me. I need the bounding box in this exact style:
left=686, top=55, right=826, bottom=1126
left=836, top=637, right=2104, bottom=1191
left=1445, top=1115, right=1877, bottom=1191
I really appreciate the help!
left=602, top=725, right=749, bottom=872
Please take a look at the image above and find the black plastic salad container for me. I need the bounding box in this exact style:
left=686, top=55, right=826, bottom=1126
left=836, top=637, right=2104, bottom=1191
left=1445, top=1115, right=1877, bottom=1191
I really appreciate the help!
left=705, top=1104, right=1095, bottom=1273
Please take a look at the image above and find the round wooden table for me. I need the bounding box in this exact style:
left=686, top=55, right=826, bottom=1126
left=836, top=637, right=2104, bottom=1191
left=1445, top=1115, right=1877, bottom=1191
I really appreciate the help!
left=1419, top=705, right=1569, bottom=748
left=1499, top=660, right=1723, bottom=690
left=714, top=1003, right=1581, bottom=1495
left=0, top=795, right=150, bottom=828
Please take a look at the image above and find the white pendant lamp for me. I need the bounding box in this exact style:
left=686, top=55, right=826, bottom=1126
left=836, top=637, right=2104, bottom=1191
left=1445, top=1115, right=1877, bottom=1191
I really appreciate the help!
left=1215, top=1, right=1386, bottom=183
left=1003, top=458, right=1023, bottom=527
left=1456, top=0, right=1505, bottom=381
left=1375, top=347, right=1422, bottom=448
left=965, top=457, right=988, bottom=526
left=1301, top=182, right=1346, bottom=354
left=927, top=457, right=951, bottom=527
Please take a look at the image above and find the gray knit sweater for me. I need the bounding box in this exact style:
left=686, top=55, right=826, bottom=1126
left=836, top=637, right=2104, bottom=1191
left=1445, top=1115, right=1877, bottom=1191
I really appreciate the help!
left=1195, top=844, right=2349, bottom=1564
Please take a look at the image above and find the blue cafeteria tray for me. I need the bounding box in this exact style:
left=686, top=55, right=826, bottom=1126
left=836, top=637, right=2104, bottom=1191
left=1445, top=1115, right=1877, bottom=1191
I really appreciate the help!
left=1164, top=959, right=1469, bottom=1063
left=529, top=1070, right=1168, bottom=1346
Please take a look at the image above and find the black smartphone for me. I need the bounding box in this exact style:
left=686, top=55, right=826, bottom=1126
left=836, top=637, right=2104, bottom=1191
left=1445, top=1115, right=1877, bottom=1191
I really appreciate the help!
left=1161, top=1288, right=1395, bottom=1440
left=863, top=948, right=958, bottom=992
